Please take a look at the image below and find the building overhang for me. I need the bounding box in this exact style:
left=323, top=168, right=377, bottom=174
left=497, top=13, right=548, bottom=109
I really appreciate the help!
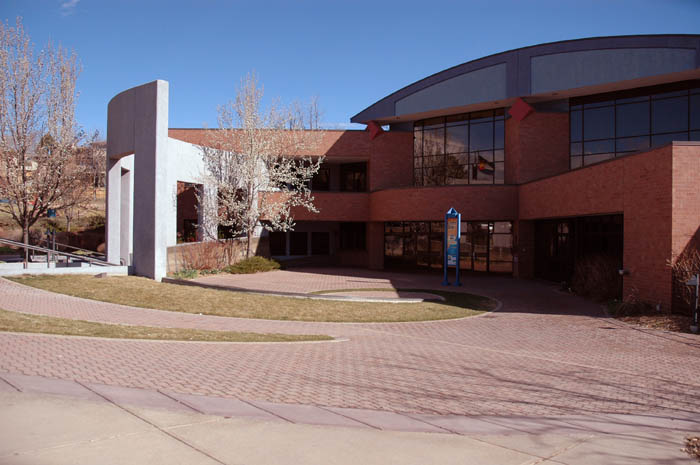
left=351, top=35, right=700, bottom=125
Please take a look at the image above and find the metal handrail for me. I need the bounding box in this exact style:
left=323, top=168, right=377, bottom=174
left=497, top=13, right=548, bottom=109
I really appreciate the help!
left=38, top=238, right=106, bottom=260
left=0, top=237, right=120, bottom=267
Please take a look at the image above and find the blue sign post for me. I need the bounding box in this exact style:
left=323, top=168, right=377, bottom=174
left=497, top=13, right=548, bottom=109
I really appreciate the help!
left=442, top=208, right=462, bottom=286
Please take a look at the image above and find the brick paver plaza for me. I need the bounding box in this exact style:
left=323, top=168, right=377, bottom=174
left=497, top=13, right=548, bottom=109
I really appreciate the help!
left=1, top=268, right=699, bottom=419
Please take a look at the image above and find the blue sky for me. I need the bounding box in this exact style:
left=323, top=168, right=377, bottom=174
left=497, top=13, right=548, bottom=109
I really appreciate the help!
left=2, top=0, right=699, bottom=137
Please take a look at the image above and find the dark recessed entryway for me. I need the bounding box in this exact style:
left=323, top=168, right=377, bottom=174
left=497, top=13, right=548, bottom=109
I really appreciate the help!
left=534, top=214, right=623, bottom=291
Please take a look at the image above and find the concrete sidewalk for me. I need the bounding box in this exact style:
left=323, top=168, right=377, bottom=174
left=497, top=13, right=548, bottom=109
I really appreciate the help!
left=1, top=389, right=696, bottom=465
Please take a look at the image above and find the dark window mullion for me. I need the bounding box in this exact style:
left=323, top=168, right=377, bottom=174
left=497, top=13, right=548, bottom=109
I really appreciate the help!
left=467, top=119, right=471, bottom=185
left=490, top=115, right=498, bottom=183
left=443, top=120, right=447, bottom=185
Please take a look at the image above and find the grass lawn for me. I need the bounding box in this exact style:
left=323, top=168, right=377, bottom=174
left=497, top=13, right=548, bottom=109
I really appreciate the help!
left=0, top=308, right=331, bottom=342
left=7, top=275, right=496, bottom=323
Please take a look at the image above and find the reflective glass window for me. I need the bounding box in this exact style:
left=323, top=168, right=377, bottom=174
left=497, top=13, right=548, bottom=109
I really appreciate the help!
left=690, top=94, right=700, bottom=130
left=583, top=106, right=614, bottom=140
left=494, top=121, right=504, bottom=148
left=413, top=129, right=422, bottom=156
left=652, top=132, right=688, bottom=147
left=494, top=162, right=505, bottom=184
left=446, top=125, right=468, bottom=153
left=584, top=139, right=614, bottom=155
left=652, top=97, right=688, bottom=133
left=570, top=142, right=582, bottom=156
left=423, top=128, right=444, bottom=156
left=583, top=153, right=613, bottom=166
left=570, top=81, right=700, bottom=169
left=616, top=136, right=650, bottom=153
left=616, top=102, right=649, bottom=137
left=570, top=110, right=582, bottom=142
left=414, top=108, right=505, bottom=186
left=469, top=122, right=493, bottom=152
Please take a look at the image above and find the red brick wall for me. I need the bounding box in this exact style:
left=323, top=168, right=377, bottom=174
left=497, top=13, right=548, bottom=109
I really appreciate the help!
left=368, top=132, right=413, bottom=191
left=671, top=144, right=700, bottom=259
left=513, top=220, right=535, bottom=278
left=369, top=185, right=518, bottom=222
left=505, top=117, right=521, bottom=185
left=519, top=159, right=625, bottom=220
left=367, top=222, right=385, bottom=270
left=370, top=186, right=517, bottom=221
left=671, top=144, right=700, bottom=311
left=168, top=128, right=409, bottom=162
left=519, top=145, right=676, bottom=309
left=506, top=112, right=570, bottom=185
left=622, top=147, right=673, bottom=310
left=289, top=192, right=370, bottom=222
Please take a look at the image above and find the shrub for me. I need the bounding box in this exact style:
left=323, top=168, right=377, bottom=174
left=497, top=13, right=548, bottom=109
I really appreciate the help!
left=608, top=287, right=655, bottom=317
left=170, top=269, right=198, bottom=279
left=224, top=256, right=281, bottom=274
left=177, top=240, right=238, bottom=271
left=670, top=247, right=700, bottom=315
left=83, top=214, right=106, bottom=230
left=198, top=268, right=221, bottom=276
left=571, top=254, right=621, bottom=302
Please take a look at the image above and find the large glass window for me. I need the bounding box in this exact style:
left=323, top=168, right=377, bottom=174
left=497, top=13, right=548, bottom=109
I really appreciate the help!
left=414, top=109, right=505, bottom=186
left=384, top=220, right=513, bottom=273
left=340, top=222, right=366, bottom=250
left=570, top=81, right=700, bottom=169
left=311, top=166, right=330, bottom=191
left=340, top=163, right=367, bottom=192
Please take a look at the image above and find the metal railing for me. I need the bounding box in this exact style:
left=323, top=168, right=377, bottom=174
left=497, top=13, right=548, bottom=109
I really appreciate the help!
left=38, top=237, right=106, bottom=261
left=0, top=237, right=121, bottom=267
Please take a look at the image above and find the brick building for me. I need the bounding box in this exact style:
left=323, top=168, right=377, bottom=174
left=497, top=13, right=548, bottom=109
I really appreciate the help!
left=112, top=35, right=700, bottom=311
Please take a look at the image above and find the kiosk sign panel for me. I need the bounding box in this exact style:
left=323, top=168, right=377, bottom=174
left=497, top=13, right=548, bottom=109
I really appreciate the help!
left=446, top=217, right=459, bottom=267
left=442, top=208, right=461, bottom=286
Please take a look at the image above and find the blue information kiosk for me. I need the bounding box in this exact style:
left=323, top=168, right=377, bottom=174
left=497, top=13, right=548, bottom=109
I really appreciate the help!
left=442, top=208, right=462, bottom=286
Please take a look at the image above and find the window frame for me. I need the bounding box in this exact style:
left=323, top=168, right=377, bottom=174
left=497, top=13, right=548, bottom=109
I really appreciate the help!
left=570, top=80, right=700, bottom=169
left=413, top=109, right=505, bottom=187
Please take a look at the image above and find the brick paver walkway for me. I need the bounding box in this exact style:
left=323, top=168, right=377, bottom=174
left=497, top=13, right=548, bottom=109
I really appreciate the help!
left=1, top=269, right=699, bottom=418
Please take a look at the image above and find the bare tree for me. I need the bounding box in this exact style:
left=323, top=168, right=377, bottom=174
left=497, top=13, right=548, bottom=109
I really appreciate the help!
left=59, top=131, right=105, bottom=232
left=0, top=18, right=84, bottom=259
left=80, top=130, right=106, bottom=198
left=199, top=72, right=325, bottom=259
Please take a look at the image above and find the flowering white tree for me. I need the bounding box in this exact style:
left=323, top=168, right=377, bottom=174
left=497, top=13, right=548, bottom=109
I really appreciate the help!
left=0, top=18, right=85, bottom=257
left=199, top=73, right=324, bottom=259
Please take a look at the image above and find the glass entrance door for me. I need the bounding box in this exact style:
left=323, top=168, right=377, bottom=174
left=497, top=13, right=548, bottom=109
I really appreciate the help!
left=472, top=223, right=490, bottom=272
left=459, top=222, right=490, bottom=271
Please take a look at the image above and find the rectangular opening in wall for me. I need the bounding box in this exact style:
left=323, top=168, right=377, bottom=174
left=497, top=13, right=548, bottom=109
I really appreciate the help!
left=383, top=220, right=513, bottom=274
left=289, top=231, right=307, bottom=255
left=534, top=214, right=623, bottom=298
left=340, top=222, right=366, bottom=250
left=340, top=163, right=367, bottom=192
left=312, top=166, right=330, bottom=191
left=269, top=231, right=286, bottom=256
left=311, top=232, right=330, bottom=255
left=569, top=80, right=700, bottom=168
left=176, top=181, right=200, bottom=243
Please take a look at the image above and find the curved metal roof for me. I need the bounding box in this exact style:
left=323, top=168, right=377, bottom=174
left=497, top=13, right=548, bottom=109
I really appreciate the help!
left=351, top=35, right=700, bottom=124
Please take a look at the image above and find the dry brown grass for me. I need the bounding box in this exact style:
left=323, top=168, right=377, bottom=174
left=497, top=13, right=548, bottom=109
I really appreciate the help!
left=7, top=275, right=494, bottom=322
left=0, top=308, right=331, bottom=342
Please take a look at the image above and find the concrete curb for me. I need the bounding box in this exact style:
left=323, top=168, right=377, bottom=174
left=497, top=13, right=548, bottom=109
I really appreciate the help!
left=1, top=371, right=698, bottom=436
left=0, top=330, right=349, bottom=345
left=2, top=276, right=499, bottom=326
left=162, top=277, right=435, bottom=303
